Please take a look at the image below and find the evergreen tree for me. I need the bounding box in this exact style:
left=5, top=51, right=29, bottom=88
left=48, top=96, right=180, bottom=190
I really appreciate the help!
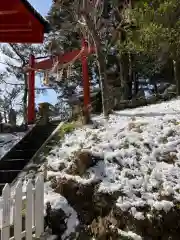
left=125, top=0, right=180, bottom=95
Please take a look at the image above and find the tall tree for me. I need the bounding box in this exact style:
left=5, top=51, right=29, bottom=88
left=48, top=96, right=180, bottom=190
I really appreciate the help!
left=50, top=0, right=116, bottom=117
left=125, top=0, right=180, bottom=95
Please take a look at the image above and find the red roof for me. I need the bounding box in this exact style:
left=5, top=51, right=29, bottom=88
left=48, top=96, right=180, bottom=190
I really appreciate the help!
left=0, top=0, right=49, bottom=43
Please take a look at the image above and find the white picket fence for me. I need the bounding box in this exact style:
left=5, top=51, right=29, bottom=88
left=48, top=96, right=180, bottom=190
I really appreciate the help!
left=0, top=175, right=44, bottom=240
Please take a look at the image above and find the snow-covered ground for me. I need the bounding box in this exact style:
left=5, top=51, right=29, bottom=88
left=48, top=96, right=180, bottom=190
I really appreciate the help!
left=0, top=132, right=25, bottom=159
left=44, top=98, right=180, bottom=239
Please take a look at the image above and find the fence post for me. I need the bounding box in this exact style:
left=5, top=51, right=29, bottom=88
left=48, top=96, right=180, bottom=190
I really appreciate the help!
left=1, top=184, right=10, bottom=240
left=14, top=181, right=23, bottom=240
left=35, top=175, right=44, bottom=238
left=26, top=180, right=33, bottom=240
left=0, top=176, right=44, bottom=240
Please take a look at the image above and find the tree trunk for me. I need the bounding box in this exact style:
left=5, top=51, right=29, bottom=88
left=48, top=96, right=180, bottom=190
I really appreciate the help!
left=82, top=12, right=110, bottom=117
left=120, top=53, right=130, bottom=100
left=153, top=82, right=158, bottom=94
left=95, top=47, right=110, bottom=116
left=173, top=59, right=180, bottom=96
left=3, top=111, right=7, bottom=123
left=128, top=52, right=133, bottom=99
left=134, top=72, right=139, bottom=96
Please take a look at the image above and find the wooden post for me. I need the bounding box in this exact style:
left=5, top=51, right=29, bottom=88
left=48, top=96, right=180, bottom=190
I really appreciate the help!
left=81, top=39, right=91, bottom=124
left=1, top=184, right=10, bottom=240
left=0, top=176, right=44, bottom=240
left=27, top=54, right=35, bottom=124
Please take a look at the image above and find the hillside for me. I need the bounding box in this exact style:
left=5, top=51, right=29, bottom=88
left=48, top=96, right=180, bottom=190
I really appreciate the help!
left=43, top=98, right=180, bottom=239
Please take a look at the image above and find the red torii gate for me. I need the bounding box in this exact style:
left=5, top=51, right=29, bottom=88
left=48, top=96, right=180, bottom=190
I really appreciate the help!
left=27, top=39, right=96, bottom=123
left=0, top=0, right=49, bottom=124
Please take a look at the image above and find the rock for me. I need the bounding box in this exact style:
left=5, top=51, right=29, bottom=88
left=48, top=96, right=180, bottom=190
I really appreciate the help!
left=163, top=84, right=176, bottom=95
left=56, top=179, right=118, bottom=226
left=58, top=162, right=66, bottom=171
left=148, top=95, right=157, bottom=104
left=93, top=190, right=118, bottom=217
left=45, top=205, right=67, bottom=237
left=39, top=229, right=57, bottom=240
left=66, top=150, right=97, bottom=176
left=90, top=216, right=119, bottom=240
left=50, top=209, right=67, bottom=236
left=56, top=178, right=97, bottom=224
left=50, top=176, right=58, bottom=189
left=159, top=152, right=177, bottom=164
left=112, top=205, right=180, bottom=239
left=68, top=225, right=91, bottom=240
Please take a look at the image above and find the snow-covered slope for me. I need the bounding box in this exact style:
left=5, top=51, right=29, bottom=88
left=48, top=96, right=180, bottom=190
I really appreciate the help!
left=44, top=98, right=180, bottom=239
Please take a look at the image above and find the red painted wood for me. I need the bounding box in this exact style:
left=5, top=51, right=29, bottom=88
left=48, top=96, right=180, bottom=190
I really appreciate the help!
left=0, top=1, right=18, bottom=10
left=0, top=12, right=35, bottom=24
left=0, top=24, right=31, bottom=30
left=0, top=0, right=45, bottom=43
left=81, top=39, right=90, bottom=116
left=33, top=47, right=96, bottom=70
left=27, top=54, right=35, bottom=124
left=0, top=34, right=44, bottom=43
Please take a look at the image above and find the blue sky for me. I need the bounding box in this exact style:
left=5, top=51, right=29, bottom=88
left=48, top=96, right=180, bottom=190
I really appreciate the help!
left=28, top=0, right=58, bottom=106
left=29, top=0, right=52, bottom=16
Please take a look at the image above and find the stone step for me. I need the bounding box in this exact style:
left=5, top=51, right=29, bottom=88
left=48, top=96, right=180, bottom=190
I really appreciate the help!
left=0, top=170, right=20, bottom=183
left=0, top=159, right=28, bottom=170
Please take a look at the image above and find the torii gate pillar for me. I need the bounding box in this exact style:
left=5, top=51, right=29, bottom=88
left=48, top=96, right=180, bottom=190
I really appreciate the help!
left=27, top=54, right=35, bottom=124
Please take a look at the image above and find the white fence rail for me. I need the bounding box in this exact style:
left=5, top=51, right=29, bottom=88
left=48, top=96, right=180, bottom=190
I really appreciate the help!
left=0, top=175, right=44, bottom=240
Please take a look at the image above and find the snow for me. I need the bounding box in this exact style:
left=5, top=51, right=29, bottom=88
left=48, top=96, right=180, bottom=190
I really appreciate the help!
left=0, top=133, right=25, bottom=159
left=0, top=124, right=33, bottom=160
left=118, top=229, right=142, bottom=240
left=44, top=182, right=79, bottom=240
left=47, top=236, right=57, bottom=240
left=43, top=98, right=180, bottom=238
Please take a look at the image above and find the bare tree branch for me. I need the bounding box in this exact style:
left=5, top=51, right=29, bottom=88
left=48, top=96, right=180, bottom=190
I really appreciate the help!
left=9, top=44, right=27, bottom=66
